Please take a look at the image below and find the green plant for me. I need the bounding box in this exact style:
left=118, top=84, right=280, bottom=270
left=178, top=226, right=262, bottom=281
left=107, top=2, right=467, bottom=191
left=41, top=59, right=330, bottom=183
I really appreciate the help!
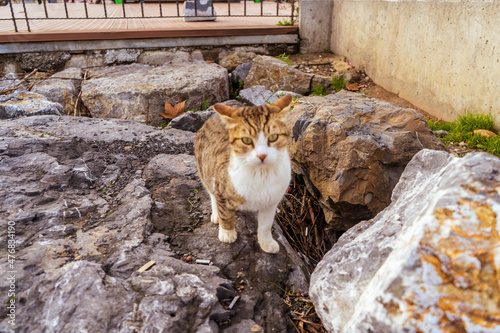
left=229, top=79, right=244, bottom=100
left=160, top=121, right=170, bottom=128
left=427, top=113, right=499, bottom=158
left=311, top=85, right=328, bottom=96
left=277, top=18, right=296, bottom=26
left=277, top=53, right=292, bottom=65
left=278, top=7, right=299, bottom=26
left=331, top=74, right=348, bottom=92
left=201, top=99, right=210, bottom=111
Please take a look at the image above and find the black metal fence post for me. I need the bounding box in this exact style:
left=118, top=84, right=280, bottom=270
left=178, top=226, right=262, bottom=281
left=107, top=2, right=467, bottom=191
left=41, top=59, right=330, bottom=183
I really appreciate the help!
left=8, top=0, right=18, bottom=33
left=21, top=0, right=31, bottom=32
left=63, top=0, right=69, bottom=19
left=42, top=0, right=49, bottom=18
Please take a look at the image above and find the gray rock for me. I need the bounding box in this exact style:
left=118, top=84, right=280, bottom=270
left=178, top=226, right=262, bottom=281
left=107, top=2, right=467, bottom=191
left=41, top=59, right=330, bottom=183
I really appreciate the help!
left=81, top=63, right=229, bottom=126
left=64, top=50, right=106, bottom=69
left=239, top=85, right=277, bottom=106
left=245, top=55, right=313, bottom=95
left=104, top=48, right=142, bottom=65
left=0, top=115, right=309, bottom=333
left=19, top=51, right=71, bottom=72
left=287, top=91, right=448, bottom=230
left=230, top=62, right=253, bottom=86
left=184, top=0, right=217, bottom=22
left=310, top=149, right=500, bottom=332
left=138, top=50, right=204, bottom=66
left=168, top=110, right=216, bottom=132
left=143, top=154, right=198, bottom=181
left=0, top=73, right=22, bottom=93
left=0, top=91, right=64, bottom=119
left=311, top=74, right=332, bottom=91
left=31, top=67, right=83, bottom=115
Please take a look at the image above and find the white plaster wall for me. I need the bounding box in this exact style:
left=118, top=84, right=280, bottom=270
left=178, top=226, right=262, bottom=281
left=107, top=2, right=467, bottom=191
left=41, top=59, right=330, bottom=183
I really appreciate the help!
left=329, top=0, right=500, bottom=125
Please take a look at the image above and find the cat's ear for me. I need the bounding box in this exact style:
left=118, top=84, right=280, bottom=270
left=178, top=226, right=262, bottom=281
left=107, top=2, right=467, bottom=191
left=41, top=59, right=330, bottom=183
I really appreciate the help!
left=213, top=104, right=240, bottom=126
left=213, top=104, right=238, bottom=118
left=272, top=95, right=293, bottom=111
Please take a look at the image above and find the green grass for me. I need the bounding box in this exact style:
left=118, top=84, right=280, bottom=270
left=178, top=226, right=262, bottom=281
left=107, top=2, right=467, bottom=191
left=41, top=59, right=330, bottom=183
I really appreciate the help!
left=427, top=113, right=500, bottom=158
left=311, top=85, right=328, bottom=96
left=201, top=99, right=210, bottom=111
left=331, top=74, right=348, bottom=92
left=277, top=53, right=292, bottom=65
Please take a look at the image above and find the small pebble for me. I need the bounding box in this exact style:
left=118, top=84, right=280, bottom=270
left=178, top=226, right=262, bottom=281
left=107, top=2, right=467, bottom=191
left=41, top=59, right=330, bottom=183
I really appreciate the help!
left=185, top=255, right=192, bottom=262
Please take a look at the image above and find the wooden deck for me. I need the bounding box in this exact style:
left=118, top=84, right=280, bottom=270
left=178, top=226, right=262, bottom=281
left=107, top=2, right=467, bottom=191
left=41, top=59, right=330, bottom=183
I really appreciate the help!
left=0, top=1, right=298, bottom=43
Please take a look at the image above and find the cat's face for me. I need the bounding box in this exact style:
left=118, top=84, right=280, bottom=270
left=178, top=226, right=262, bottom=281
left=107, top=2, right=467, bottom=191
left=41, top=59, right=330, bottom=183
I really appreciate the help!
left=214, top=95, right=293, bottom=167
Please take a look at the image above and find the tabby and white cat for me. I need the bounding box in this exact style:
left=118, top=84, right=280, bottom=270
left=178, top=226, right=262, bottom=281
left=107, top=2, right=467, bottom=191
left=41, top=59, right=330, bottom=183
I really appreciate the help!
left=194, top=95, right=293, bottom=253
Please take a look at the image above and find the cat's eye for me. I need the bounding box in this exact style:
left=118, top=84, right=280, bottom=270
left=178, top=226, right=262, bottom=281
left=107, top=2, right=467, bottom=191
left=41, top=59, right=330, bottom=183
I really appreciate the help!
left=241, top=137, right=253, bottom=145
left=268, top=134, right=279, bottom=142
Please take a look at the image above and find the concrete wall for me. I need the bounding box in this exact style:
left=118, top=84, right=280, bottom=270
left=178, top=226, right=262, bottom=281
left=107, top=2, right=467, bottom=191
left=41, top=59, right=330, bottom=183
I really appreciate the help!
left=302, top=0, right=500, bottom=125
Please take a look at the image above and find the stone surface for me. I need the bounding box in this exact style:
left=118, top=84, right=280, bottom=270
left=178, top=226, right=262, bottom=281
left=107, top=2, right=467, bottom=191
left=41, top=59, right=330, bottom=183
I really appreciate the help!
left=19, top=51, right=71, bottom=72
left=138, top=50, right=204, bottom=66
left=310, top=149, right=500, bottom=333
left=168, top=110, right=216, bottom=132
left=0, top=73, right=23, bottom=93
left=184, top=0, right=217, bottom=22
left=311, top=74, right=332, bottom=91
left=244, top=55, right=313, bottom=95
left=239, top=85, right=277, bottom=106
left=287, top=91, right=447, bottom=230
left=80, top=63, right=229, bottom=126
left=63, top=51, right=106, bottom=69
left=31, top=67, right=83, bottom=115
left=220, top=52, right=256, bottom=72
left=104, top=48, right=142, bottom=65
left=230, top=62, right=253, bottom=86
left=0, top=115, right=309, bottom=332
left=0, top=91, right=64, bottom=119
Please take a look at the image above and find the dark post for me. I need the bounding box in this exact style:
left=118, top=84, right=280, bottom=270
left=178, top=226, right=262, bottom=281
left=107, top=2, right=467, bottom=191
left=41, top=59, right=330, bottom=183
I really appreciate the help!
left=8, top=0, right=18, bottom=33
left=21, top=0, right=31, bottom=32
left=42, top=0, right=48, bottom=18
left=63, top=0, right=69, bottom=19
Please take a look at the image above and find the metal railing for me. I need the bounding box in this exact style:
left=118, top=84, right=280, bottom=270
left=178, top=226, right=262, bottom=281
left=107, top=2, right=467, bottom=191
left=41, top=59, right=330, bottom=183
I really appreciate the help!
left=0, top=0, right=297, bottom=33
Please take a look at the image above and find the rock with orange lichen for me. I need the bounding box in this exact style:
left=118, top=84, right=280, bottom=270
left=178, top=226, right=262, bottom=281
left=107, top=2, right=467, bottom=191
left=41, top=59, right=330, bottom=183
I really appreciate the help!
left=310, top=149, right=500, bottom=333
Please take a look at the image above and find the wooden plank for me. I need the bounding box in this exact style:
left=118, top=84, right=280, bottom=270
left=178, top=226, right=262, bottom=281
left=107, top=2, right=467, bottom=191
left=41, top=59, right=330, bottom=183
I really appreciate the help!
left=0, top=25, right=297, bottom=43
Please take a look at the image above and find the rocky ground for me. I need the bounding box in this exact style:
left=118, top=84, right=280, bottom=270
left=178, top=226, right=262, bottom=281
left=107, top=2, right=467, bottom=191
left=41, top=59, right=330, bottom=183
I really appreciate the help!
left=1, top=50, right=497, bottom=333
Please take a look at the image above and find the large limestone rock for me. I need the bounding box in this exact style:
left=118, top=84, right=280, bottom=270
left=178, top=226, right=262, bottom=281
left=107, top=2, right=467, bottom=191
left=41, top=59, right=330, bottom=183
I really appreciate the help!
left=0, top=91, right=63, bottom=119
left=0, top=115, right=308, bottom=332
left=31, top=67, right=83, bottom=115
left=244, top=55, right=313, bottom=95
left=310, top=149, right=500, bottom=332
left=287, top=91, right=447, bottom=230
left=80, top=63, right=229, bottom=126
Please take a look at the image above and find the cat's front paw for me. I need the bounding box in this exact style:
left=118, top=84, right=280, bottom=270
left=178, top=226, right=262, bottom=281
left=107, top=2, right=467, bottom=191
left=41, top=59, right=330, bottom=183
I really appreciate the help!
left=210, top=213, right=218, bottom=224
left=259, top=239, right=280, bottom=254
left=219, top=228, right=237, bottom=243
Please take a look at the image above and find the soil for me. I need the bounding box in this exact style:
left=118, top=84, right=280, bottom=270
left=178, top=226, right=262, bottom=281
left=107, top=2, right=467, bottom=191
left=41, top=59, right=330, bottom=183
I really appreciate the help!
left=288, top=52, right=436, bottom=119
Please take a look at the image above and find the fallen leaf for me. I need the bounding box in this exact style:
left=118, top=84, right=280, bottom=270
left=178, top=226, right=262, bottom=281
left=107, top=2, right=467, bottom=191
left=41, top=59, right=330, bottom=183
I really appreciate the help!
left=160, top=100, right=186, bottom=119
left=346, top=83, right=359, bottom=91
left=473, top=129, right=498, bottom=138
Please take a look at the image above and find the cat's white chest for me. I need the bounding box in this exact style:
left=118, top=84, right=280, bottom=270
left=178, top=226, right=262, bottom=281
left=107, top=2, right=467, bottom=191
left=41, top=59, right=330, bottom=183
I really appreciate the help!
left=229, top=153, right=291, bottom=211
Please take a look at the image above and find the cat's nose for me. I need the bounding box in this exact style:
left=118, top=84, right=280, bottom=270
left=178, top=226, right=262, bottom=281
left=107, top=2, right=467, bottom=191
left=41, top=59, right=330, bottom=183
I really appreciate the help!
left=257, top=154, right=267, bottom=162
